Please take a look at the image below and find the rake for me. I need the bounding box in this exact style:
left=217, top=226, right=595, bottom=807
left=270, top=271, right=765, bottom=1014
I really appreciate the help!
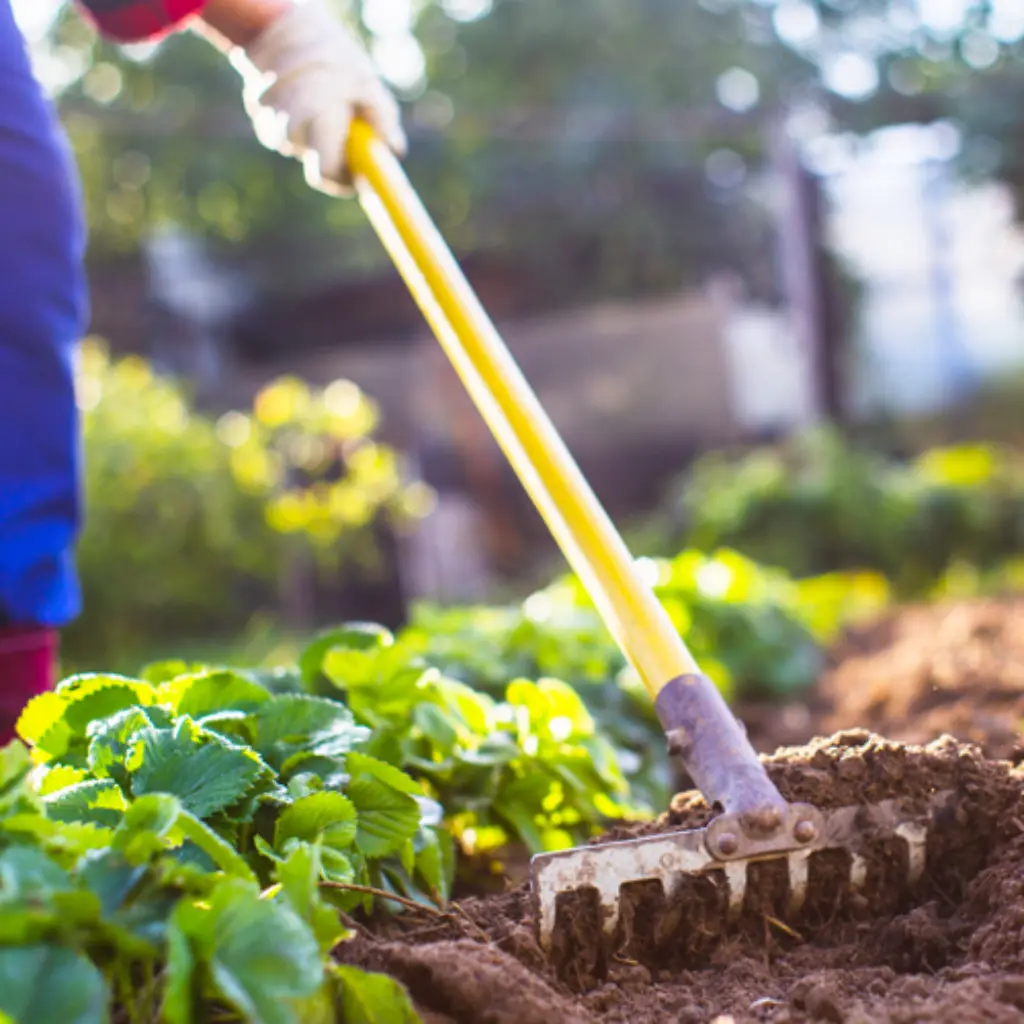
left=346, top=121, right=952, bottom=954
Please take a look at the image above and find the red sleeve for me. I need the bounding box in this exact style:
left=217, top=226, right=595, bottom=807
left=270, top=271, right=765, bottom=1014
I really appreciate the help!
left=76, top=1, right=208, bottom=42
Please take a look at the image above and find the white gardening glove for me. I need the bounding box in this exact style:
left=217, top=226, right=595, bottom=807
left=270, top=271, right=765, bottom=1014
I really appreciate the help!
left=231, top=0, right=406, bottom=196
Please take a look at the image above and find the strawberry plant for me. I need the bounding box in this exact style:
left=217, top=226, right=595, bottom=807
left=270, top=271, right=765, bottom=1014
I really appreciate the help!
left=1, top=672, right=435, bottom=1023
left=387, top=548, right=888, bottom=812
left=0, top=623, right=648, bottom=1021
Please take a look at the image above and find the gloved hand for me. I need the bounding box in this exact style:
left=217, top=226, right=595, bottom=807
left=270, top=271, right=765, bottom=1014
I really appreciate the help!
left=231, top=0, right=406, bottom=196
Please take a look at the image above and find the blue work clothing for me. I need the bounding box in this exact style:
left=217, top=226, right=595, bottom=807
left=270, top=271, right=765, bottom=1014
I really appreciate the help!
left=0, top=1, right=88, bottom=627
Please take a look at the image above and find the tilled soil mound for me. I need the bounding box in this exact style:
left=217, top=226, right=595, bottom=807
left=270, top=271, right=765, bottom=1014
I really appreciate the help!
left=340, top=732, right=1024, bottom=1024
left=813, top=598, right=1024, bottom=762
left=737, top=598, right=1024, bottom=760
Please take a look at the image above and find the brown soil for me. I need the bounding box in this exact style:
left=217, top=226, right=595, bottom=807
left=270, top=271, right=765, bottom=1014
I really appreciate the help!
left=735, top=598, right=1024, bottom=761
left=813, top=598, right=1024, bottom=763
left=336, top=598, right=1024, bottom=1023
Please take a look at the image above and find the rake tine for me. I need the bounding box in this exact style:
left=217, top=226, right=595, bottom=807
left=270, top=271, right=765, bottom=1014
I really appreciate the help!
left=786, top=852, right=811, bottom=917
left=531, top=791, right=956, bottom=953
left=897, top=822, right=929, bottom=886
left=723, top=862, right=748, bottom=920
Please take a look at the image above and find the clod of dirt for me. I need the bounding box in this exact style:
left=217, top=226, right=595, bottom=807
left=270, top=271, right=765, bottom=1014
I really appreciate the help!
left=344, top=939, right=595, bottom=1024
left=341, top=731, right=1024, bottom=1024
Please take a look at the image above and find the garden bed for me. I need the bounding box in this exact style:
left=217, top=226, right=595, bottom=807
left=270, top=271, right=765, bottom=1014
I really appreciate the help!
left=739, top=597, right=1024, bottom=761
left=340, top=732, right=1024, bottom=1024
left=337, top=598, right=1024, bottom=1023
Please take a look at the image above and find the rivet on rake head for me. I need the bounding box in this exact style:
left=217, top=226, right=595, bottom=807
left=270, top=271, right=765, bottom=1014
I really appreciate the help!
left=716, top=832, right=739, bottom=856
left=794, top=819, right=817, bottom=844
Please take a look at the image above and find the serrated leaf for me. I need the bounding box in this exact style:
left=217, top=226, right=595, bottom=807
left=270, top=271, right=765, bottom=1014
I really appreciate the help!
left=15, top=691, right=70, bottom=757
left=159, top=670, right=271, bottom=718
left=346, top=752, right=423, bottom=796
left=129, top=721, right=268, bottom=820
left=37, top=764, right=88, bottom=796
left=346, top=776, right=421, bottom=858
left=58, top=675, right=154, bottom=736
left=2, top=815, right=113, bottom=859
left=252, top=696, right=369, bottom=772
left=274, top=792, right=357, bottom=851
left=180, top=879, right=323, bottom=1024
left=87, top=706, right=173, bottom=787
left=334, top=965, right=420, bottom=1024
left=0, top=945, right=109, bottom=1024
left=44, top=780, right=126, bottom=828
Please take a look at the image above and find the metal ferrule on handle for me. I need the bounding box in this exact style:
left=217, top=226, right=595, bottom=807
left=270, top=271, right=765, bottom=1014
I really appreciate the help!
left=345, top=121, right=785, bottom=819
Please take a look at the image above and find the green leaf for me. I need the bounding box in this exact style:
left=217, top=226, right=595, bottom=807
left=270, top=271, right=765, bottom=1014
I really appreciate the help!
left=115, top=790, right=179, bottom=835
left=176, top=808, right=258, bottom=883
left=15, top=691, right=71, bottom=758
left=160, top=670, right=271, bottom=718
left=44, top=780, right=126, bottom=828
left=0, top=846, right=70, bottom=900
left=319, top=847, right=355, bottom=885
left=252, top=696, right=369, bottom=772
left=276, top=842, right=348, bottom=954
left=346, top=752, right=423, bottom=796
left=412, top=704, right=458, bottom=755
left=58, top=675, right=154, bottom=735
left=17, top=677, right=154, bottom=759
left=129, top=720, right=268, bottom=819
left=415, top=828, right=455, bottom=903
left=181, top=879, right=324, bottom=1024
left=163, top=911, right=196, bottom=1024
left=0, top=740, right=31, bottom=789
left=87, top=706, right=173, bottom=787
left=139, top=660, right=191, bottom=685
left=456, top=733, right=519, bottom=767
left=435, top=678, right=495, bottom=735
left=334, top=965, right=420, bottom=1024
left=346, top=776, right=421, bottom=859
left=78, top=852, right=147, bottom=917
left=0, top=945, right=109, bottom=1024
left=299, top=624, right=392, bottom=687
left=274, top=792, right=357, bottom=851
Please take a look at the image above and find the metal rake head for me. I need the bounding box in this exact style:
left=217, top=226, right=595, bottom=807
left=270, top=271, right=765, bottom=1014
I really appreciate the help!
left=530, top=790, right=955, bottom=951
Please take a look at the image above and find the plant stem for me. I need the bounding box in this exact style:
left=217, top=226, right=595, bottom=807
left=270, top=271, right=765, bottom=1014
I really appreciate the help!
left=319, top=881, right=447, bottom=917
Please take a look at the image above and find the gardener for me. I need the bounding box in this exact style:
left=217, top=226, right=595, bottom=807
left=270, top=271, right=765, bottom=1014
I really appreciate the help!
left=0, top=0, right=405, bottom=741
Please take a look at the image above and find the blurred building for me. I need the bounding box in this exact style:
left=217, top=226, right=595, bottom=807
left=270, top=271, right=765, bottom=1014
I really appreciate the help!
left=808, top=122, right=1024, bottom=417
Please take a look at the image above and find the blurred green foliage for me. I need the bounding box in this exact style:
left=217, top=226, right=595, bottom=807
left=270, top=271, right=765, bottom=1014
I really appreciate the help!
left=660, top=427, right=1024, bottom=599
left=396, top=548, right=890, bottom=810
left=67, top=340, right=431, bottom=670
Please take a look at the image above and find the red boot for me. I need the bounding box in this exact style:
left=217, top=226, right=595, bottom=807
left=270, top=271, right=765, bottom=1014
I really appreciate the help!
left=0, top=625, right=57, bottom=746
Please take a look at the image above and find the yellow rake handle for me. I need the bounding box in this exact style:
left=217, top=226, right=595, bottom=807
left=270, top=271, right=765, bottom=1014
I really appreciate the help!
left=347, top=120, right=700, bottom=700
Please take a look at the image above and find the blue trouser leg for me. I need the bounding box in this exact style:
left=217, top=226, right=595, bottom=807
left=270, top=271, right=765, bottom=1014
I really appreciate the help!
left=0, top=1, right=89, bottom=628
